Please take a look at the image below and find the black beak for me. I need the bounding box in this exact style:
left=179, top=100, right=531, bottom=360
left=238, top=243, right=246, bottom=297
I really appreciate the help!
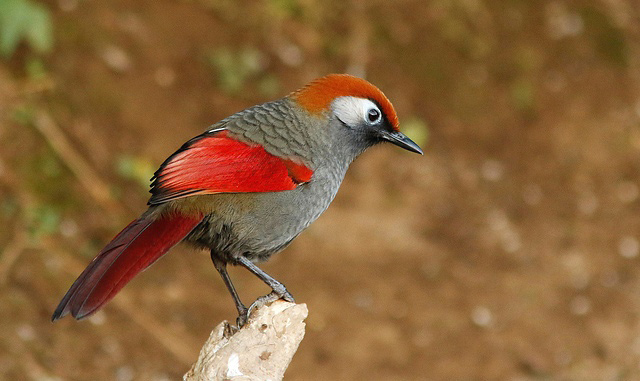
left=381, top=131, right=423, bottom=155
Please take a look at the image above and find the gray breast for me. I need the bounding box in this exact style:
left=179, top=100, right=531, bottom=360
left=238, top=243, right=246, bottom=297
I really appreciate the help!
left=186, top=169, right=344, bottom=263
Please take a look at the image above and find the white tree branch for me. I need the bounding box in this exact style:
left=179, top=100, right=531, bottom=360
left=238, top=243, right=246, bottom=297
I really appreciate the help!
left=184, top=301, right=308, bottom=381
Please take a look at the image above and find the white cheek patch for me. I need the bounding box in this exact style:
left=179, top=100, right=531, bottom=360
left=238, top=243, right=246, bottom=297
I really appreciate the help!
left=331, top=97, right=378, bottom=128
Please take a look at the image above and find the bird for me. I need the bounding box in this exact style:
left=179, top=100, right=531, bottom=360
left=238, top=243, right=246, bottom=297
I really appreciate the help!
left=51, top=74, right=423, bottom=327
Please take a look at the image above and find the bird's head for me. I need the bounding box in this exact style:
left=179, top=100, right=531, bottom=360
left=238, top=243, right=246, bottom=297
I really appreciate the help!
left=291, top=74, right=423, bottom=155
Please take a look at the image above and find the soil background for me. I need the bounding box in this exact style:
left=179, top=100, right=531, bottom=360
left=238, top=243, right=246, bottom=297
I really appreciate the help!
left=1, top=1, right=640, bottom=380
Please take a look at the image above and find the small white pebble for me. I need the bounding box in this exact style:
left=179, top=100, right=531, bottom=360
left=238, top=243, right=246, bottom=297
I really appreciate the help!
left=16, top=324, right=36, bottom=342
left=545, top=3, right=584, bottom=39
left=351, top=290, right=374, bottom=310
left=619, top=236, right=639, bottom=258
left=89, top=310, right=106, bottom=326
left=471, top=306, right=493, bottom=327
left=562, top=251, right=585, bottom=270
left=44, top=256, right=62, bottom=272
left=502, top=231, right=522, bottom=253
left=577, top=192, right=598, bottom=215
left=115, top=366, right=134, bottom=381
left=100, top=45, right=132, bottom=73
left=154, top=66, right=176, bottom=87
left=561, top=252, right=590, bottom=290
left=101, top=337, right=122, bottom=356
left=481, top=159, right=504, bottom=182
left=487, top=209, right=509, bottom=232
left=569, top=295, right=591, bottom=316
left=59, top=219, right=79, bottom=238
left=277, top=43, right=303, bottom=67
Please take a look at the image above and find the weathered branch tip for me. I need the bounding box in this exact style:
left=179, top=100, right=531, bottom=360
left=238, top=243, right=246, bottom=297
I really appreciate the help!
left=184, top=301, right=308, bottom=381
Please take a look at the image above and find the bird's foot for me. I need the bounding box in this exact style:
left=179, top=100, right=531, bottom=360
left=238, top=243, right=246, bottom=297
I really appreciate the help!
left=235, top=312, right=248, bottom=329
left=232, top=305, right=249, bottom=331
left=247, top=288, right=295, bottom=318
left=230, top=287, right=294, bottom=332
left=271, top=282, right=295, bottom=303
left=223, top=321, right=237, bottom=338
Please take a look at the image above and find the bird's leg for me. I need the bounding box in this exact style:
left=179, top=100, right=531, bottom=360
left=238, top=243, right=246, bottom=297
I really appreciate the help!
left=210, top=252, right=249, bottom=328
left=236, top=256, right=295, bottom=315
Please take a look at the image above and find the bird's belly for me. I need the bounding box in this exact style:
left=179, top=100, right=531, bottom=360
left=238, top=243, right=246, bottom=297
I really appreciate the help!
left=185, top=183, right=336, bottom=263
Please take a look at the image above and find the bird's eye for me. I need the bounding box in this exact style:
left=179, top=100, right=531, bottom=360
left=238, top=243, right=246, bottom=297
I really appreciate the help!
left=367, top=108, right=381, bottom=124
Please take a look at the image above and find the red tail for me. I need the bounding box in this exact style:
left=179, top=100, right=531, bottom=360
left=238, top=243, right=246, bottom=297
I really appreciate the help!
left=52, top=212, right=202, bottom=321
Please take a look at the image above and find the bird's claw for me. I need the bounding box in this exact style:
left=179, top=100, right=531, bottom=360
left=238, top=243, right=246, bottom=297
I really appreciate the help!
left=246, top=289, right=295, bottom=320
left=231, top=288, right=294, bottom=330
left=234, top=314, right=248, bottom=330
left=223, top=321, right=238, bottom=338
left=271, top=283, right=295, bottom=303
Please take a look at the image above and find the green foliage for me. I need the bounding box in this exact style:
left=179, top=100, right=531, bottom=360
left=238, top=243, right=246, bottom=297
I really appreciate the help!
left=0, top=198, right=19, bottom=219
left=510, top=79, right=535, bottom=112
left=11, top=103, right=36, bottom=125
left=25, top=203, right=60, bottom=241
left=580, top=6, right=628, bottom=67
left=0, top=0, right=53, bottom=58
left=206, top=47, right=280, bottom=97
left=257, top=74, right=281, bottom=98
left=116, top=154, right=155, bottom=189
left=267, top=0, right=303, bottom=19
left=25, top=56, right=47, bottom=78
left=401, top=117, right=429, bottom=148
left=206, top=47, right=264, bottom=95
left=22, top=145, right=75, bottom=211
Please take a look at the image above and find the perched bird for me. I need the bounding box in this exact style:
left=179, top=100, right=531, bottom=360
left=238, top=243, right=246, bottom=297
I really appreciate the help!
left=52, top=74, right=422, bottom=327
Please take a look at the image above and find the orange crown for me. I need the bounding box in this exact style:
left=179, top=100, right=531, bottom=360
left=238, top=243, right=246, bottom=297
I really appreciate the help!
left=291, top=74, right=399, bottom=131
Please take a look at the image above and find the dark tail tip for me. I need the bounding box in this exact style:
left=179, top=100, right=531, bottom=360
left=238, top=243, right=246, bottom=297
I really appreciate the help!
left=51, top=298, right=70, bottom=322
left=51, top=309, right=64, bottom=322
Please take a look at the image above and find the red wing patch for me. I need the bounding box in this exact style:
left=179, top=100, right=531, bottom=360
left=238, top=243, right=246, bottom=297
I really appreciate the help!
left=149, top=130, right=313, bottom=205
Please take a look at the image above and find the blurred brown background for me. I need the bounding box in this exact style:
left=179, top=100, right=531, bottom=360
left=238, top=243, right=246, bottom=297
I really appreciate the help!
left=1, top=0, right=640, bottom=379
